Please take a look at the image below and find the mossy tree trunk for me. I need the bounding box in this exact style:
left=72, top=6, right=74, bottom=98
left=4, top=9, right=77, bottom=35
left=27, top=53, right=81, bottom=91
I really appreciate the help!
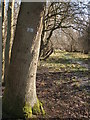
left=3, top=2, right=45, bottom=119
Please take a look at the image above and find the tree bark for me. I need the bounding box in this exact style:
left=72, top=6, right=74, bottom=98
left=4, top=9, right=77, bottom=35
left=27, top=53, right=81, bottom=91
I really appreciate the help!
left=2, top=0, right=6, bottom=82
left=3, top=2, right=44, bottom=119
left=4, top=3, right=12, bottom=85
left=0, top=3, right=2, bottom=119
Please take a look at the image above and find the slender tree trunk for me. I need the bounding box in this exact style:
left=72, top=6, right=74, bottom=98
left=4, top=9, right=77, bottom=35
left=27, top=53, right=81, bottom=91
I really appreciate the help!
left=9, top=0, right=15, bottom=62
left=3, top=2, right=44, bottom=119
left=4, top=3, right=12, bottom=85
left=2, top=0, right=6, bottom=82
left=2, top=2, right=4, bottom=24
left=0, top=3, right=2, bottom=119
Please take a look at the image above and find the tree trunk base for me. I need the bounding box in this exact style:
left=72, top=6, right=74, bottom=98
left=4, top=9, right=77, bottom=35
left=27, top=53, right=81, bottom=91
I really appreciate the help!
left=3, top=98, right=45, bottom=119
left=23, top=99, right=45, bottom=119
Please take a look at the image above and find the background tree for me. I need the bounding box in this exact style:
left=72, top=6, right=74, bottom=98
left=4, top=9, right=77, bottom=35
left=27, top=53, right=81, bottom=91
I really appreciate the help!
left=40, top=1, right=89, bottom=59
left=2, top=0, right=20, bottom=84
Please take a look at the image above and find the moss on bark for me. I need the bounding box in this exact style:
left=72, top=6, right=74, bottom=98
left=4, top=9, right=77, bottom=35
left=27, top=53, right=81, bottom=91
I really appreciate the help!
left=23, top=102, right=32, bottom=118
left=23, top=99, right=45, bottom=119
left=32, top=99, right=45, bottom=115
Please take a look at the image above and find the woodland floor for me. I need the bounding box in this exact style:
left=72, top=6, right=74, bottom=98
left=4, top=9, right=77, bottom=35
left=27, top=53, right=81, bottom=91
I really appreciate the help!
left=2, top=50, right=90, bottom=119
left=36, top=50, right=90, bottom=119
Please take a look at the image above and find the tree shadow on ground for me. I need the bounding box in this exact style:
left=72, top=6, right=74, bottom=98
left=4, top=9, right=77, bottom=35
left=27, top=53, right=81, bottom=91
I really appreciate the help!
left=47, top=56, right=90, bottom=66
left=47, top=57, right=72, bottom=64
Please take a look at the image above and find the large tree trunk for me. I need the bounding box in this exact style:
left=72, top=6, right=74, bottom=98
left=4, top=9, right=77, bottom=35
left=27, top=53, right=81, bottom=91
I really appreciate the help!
left=3, top=2, right=44, bottom=119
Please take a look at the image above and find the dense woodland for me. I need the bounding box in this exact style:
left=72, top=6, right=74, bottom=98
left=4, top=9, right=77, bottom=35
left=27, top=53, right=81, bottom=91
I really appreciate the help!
left=1, top=0, right=90, bottom=119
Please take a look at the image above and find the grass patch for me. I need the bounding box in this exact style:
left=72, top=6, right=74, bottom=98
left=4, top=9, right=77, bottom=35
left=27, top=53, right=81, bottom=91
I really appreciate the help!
left=39, top=50, right=89, bottom=72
